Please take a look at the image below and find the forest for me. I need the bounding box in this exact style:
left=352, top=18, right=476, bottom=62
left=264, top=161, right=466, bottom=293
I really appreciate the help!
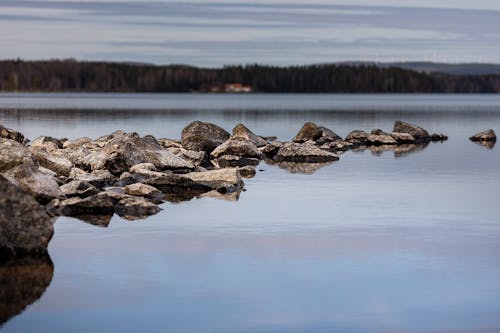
left=1, top=59, right=500, bottom=93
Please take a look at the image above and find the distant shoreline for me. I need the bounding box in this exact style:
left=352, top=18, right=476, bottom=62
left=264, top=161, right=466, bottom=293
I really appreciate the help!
left=1, top=59, right=500, bottom=93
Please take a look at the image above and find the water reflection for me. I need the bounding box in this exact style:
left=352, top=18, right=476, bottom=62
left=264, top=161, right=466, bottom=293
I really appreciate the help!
left=471, top=140, right=496, bottom=149
left=72, top=214, right=113, bottom=227
left=0, top=255, right=53, bottom=327
left=352, top=142, right=431, bottom=158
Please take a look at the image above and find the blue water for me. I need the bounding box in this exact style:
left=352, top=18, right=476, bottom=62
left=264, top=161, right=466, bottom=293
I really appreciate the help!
left=1, top=94, right=500, bottom=333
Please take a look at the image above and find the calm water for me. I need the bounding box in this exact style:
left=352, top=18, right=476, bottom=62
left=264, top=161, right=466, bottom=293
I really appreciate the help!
left=1, top=93, right=500, bottom=333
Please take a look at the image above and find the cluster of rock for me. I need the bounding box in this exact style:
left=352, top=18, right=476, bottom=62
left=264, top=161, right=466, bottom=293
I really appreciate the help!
left=469, top=129, right=497, bottom=149
left=0, top=119, right=495, bottom=258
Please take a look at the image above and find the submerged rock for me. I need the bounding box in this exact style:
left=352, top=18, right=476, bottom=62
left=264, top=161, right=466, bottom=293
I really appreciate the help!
left=0, top=123, right=28, bottom=144
left=181, top=121, right=230, bottom=153
left=393, top=121, right=430, bottom=141
left=274, top=142, right=339, bottom=163
left=469, top=129, right=496, bottom=142
left=0, top=175, right=54, bottom=258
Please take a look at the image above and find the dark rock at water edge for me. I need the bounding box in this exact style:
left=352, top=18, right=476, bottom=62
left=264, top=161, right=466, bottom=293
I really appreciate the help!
left=469, top=129, right=496, bottom=142
left=181, top=121, right=230, bottom=153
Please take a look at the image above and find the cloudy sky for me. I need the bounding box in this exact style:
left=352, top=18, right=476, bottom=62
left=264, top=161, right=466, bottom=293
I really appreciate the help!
left=1, top=0, right=500, bottom=66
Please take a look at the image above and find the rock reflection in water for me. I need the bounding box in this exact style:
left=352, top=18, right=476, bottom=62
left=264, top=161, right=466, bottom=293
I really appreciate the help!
left=353, top=142, right=430, bottom=158
left=200, top=190, right=241, bottom=201
left=72, top=214, right=113, bottom=227
left=471, top=140, right=496, bottom=149
left=265, top=159, right=335, bottom=174
left=0, top=255, right=54, bottom=326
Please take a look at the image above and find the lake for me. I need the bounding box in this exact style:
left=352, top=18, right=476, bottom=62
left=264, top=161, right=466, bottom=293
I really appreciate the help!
left=1, top=93, right=500, bottom=333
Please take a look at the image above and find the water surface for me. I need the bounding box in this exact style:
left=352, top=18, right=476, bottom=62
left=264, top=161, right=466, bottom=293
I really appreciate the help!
left=1, top=94, right=499, bottom=333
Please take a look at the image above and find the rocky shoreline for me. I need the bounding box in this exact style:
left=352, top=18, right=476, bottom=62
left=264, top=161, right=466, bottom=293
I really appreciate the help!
left=0, top=120, right=497, bottom=258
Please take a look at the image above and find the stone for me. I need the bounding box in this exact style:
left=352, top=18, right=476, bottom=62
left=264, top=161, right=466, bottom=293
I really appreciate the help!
left=31, top=136, right=63, bottom=151
left=216, top=155, right=260, bottom=168
left=144, top=173, right=211, bottom=194
left=89, top=132, right=194, bottom=175
left=232, top=124, right=268, bottom=147
left=60, top=180, right=100, bottom=198
left=0, top=123, right=28, bottom=144
left=345, top=130, right=370, bottom=145
left=469, top=129, right=496, bottom=142
left=316, top=126, right=342, bottom=144
left=2, top=165, right=64, bottom=204
left=184, top=168, right=244, bottom=193
left=46, top=194, right=115, bottom=216
left=157, top=138, right=182, bottom=149
left=0, top=138, right=37, bottom=173
left=181, top=121, right=230, bottom=153
left=366, top=134, right=398, bottom=146
left=166, top=147, right=206, bottom=167
left=293, top=122, right=322, bottom=143
left=114, top=197, right=161, bottom=220
left=59, top=146, right=93, bottom=171
left=0, top=255, right=53, bottom=325
left=238, top=165, right=256, bottom=178
left=260, top=141, right=284, bottom=159
left=430, top=133, right=448, bottom=142
left=124, top=183, right=162, bottom=198
left=274, top=142, right=339, bottom=163
left=391, top=132, right=416, bottom=144
left=29, top=147, right=73, bottom=177
left=211, top=137, right=263, bottom=159
left=0, top=175, right=54, bottom=258
left=393, top=121, right=430, bottom=141
left=62, top=137, right=94, bottom=149
left=130, top=163, right=157, bottom=173
left=70, top=169, right=115, bottom=189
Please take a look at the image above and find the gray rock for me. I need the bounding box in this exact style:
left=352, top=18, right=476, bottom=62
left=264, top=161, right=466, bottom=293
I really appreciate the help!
left=393, top=121, right=430, bottom=141
left=129, top=163, right=157, bottom=173
left=274, top=142, right=339, bottom=163
left=124, top=183, right=162, bottom=198
left=260, top=141, right=284, bottom=159
left=70, top=169, right=115, bottom=189
left=390, top=132, right=416, bottom=144
left=0, top=175, right=54, bottom=258
left=0, top=123, right=28, bottom=144
left=59, top=146, right=93, bottom=171
left=366, top=134, right=397, bottom=146
left=345, top=130, right=370, bottom=145
left=316, top=126, right=342, bottom=144
left=46, top=193, right=115, bottom=216
left=166, top=147, right=206, bottom=167
left=0, top=138, right=38, bottom=173
left=29, top=147, right=73, bottom=177
left=144, top=173, right=211, bottom=194
left=211, top=137, right=263, bottom=159
left=184, top=168, right=244, bottom=193
left=62, top=137, right=93, bottom=149
left=89, top=132, right=194, bottom=175
left=60, top=180, right=100, bottom=198
left=3, top=165, right=64, bottom=204
left=157, top=138, right=182, bottom=149
left=232, top=124, right=268, bottom=147
left=469, top=129, right=496, bottom=142
left=181, top=121, right=230, bottom=153
left=293, top=122, right=322, bottom=143
left=31, top=136, right=63, bottom=151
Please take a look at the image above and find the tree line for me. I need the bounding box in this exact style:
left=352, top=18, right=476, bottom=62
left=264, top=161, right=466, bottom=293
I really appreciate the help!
left=1, top=59, right=500, bottom=93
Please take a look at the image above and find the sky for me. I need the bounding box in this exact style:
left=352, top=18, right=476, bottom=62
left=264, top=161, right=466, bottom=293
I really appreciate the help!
left=1, top=0, right=500, bottom=66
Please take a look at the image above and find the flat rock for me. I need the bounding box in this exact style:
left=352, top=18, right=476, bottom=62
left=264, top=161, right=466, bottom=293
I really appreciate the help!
left=0, top=123, right=28, bottom=144
left=211, top=137, right=262, bottom=159
left=46, top=193, right=115, bottom=216
left=393, top=121, right=430, bottom=141
left=274, top=142, right=339, bottom=163
left=232, top=124, right=268, bottom=147
left=391, top=132, right=416, bottom=144
left=0, top=175, right=54, bottom=258
left=184, top=168, right=244, bottom=193
left=469, top=129, right=496, bottom=142
left=124, top=183, right=162, bottom=198
left=181, top=121, right=230, bottom=153
left=366, top=134, right=397, bottom=146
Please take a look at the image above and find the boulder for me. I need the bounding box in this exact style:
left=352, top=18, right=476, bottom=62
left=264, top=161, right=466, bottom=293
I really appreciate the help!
left=184, top=168, right=244, bottom=193
left=69, top=169, right=115, bottom=189
left=393, top=121, right=430, bottom=141
left=60, top=180, right=100, bottom=198
left=144, top=173, right=211, bottom=194
left=181, top=121, right=230, bottom=153
left=2, top=165, right=64, bottom=204
left=0, top=175, right=54, bottom=258
left=232, top=124, right=268, bottom=147
left=130, top=163, right=157, bottom=173
left=0, top=123, right=28, bottom=144
left=390, top=132, right=416, bottom=144
left=345, top=130, right=370, bottom=145
left=59, top=146, right=93, bottom=171
left=274, top=142, right=339, bottom=163
left=0, top=138, right=37, bottom=173
left=316, top=126, right=342, bottom=144
left=124, top=183, right=162, bottom=198
left=30, top=136, right=63, bottom=151
left=166, top=147, right=206, bottom=167
left=293, top=122, right=322, bottom=143
left=89, top=132, right=194, bottom=175
left=260, top=141, right=284, bottom=159
left=469, top=129, right=496, bottom=142
left=29, top=147, right=73, bottom=177
left=211, top=137, right=263, bottom=159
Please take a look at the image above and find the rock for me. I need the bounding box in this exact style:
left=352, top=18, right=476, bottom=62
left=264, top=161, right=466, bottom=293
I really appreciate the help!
left=144, top=173, right=211, bottom=194
left=319, top=140, right=353, bottom=152
left=238, top=165, right=256, bottom=178
left=472, top=140, right=496, bottom=149
left=430, top=133, right=448, bottom=142
left=46, top=194, right=115, bottom=216
left=60, top=180, right=100, bottom=198
left=130, top=163, right=157, bottom=173
left=70, top=169, right=115, bottom=189
left=184, top=168, right=244, bottom=193
left=260, top=141, right=284, bottom=159
left=3, top=165, right=64, bottom=204
left=31, top=136, right=63, bottom=151
left=393, top=121, right=430, bottom=141
left=469, top=129, right=496, bottom=142
left=59, top=146, right=93, bottom=171
left=274, top=142, right=339, bottom=163
left=29, top=147, right=73, bottom=177
left=345, top=130, right=370, bottom=146
left=0, top=175, right=54, bottom=258
left=0, top=123, right=28, bottom=144
left=62, top=137, right=93, bottom=149
left=89, top=132, right=194, bottom=175
left=293, top=122, right=322, bottom=143
left=391, top=132, right=416, bottom=144
left=166, top=147, right=206, bottom=167
left=216, top=155, right=260, bottom=168
left=211, top=137, right=263, bottom=159
left=114, top=197, right=161, bottom=220
left=232, top=124, right=268, bottom=147
left=0, top=255, right=53, bottom=325
left=157, top=138, right=182, bottom=149
left=316, top=126, right=342, bottom=144
left=181, top=121, right=230, bottom=153
left=124, top=183, right=162, bottom=198
left=0, top=138, right=37, bottom=173
left=366, top=134, right=397, bottom=146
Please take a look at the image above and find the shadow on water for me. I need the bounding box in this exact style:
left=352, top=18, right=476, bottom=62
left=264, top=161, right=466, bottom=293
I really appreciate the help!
left=0, top=254, right=54, bottom=327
